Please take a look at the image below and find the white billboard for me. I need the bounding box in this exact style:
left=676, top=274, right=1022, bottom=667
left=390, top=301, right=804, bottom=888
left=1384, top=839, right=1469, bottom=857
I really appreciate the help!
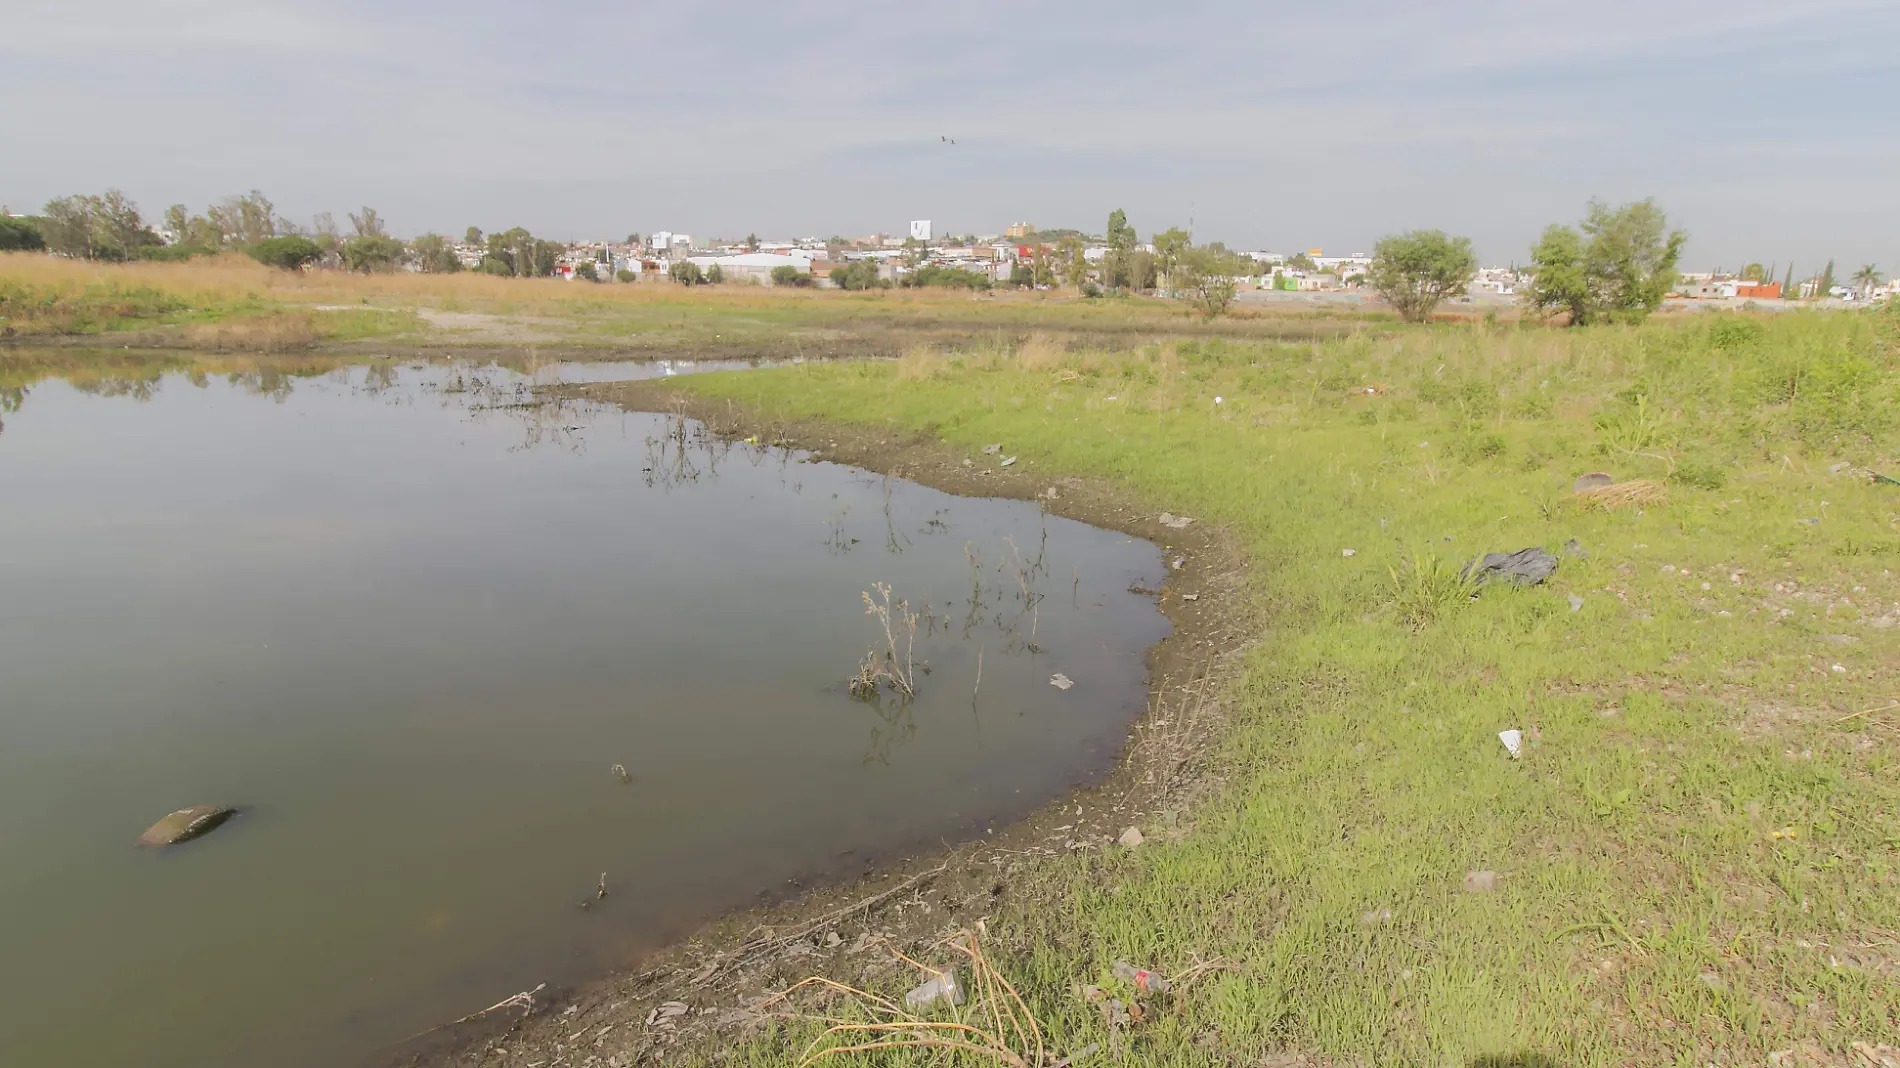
left=908, top=219, right=932, bottom=241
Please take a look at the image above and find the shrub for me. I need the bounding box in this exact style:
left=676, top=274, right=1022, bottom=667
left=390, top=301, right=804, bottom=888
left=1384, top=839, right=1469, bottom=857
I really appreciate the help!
left=770, top=264, right=813, bottom=287
left=704, top=263, right=724, bottom=284
left=669, top=261, right=704, bottom=286
left=247, top=235, right=322, bottom=271
left=615, top=269, right=636, bottom=283
left=832, top=260, right=887, bottom=291
left=573, top=260, right=599, bottom=282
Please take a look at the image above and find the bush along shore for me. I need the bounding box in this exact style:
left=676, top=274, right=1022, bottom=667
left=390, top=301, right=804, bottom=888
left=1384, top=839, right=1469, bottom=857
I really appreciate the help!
left=493, top=309, right=1900, bottom=1067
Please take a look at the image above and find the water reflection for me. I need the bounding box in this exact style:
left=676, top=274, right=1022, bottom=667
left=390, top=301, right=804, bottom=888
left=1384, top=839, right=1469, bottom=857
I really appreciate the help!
left=0, top=354, right=1167, bottom=1068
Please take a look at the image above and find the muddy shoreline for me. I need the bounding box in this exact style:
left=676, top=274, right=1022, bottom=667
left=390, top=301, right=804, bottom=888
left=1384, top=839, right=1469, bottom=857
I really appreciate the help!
left=390, top=379, right=1255, bottom=1068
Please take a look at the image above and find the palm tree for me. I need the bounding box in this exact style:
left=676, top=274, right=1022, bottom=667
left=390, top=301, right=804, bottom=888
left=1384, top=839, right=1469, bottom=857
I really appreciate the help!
left=1851, top=263, right=1884, bottom=299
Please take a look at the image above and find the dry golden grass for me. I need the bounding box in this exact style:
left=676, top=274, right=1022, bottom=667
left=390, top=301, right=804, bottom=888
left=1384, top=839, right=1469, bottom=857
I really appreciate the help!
left=175, top=310, right=326, bottom=352
left=1574, top=478, right=1670, bottom=511
left=1011, top=332, right=1069, bottom=370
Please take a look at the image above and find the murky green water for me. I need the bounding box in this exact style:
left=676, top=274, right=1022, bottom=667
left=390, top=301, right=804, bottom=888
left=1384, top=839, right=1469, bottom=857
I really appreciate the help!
left=0, top=356, right=1168, bottom=1068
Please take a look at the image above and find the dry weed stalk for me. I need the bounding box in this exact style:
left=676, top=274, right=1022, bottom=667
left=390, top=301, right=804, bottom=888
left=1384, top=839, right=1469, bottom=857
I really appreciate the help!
left=765, top=927, right=1048, bottom=1067
left=852, top=582, right=920, bottom=698
left=1575, top=478, right=1668, bottom=511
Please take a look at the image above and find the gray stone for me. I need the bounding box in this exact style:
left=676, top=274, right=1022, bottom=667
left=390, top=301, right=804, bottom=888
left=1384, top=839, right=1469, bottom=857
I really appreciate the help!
left=1573, top=472, right=1615, bottom=493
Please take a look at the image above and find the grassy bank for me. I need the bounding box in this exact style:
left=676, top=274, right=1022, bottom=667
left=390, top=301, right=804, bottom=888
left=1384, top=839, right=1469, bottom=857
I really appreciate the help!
left=0, top=253, right=1369, bottom=356
left=668, top=310, right=1900, bottom=1064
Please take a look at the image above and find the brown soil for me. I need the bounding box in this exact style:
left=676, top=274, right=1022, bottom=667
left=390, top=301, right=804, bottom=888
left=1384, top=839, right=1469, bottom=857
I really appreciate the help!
left=389, top=381, right=1256, bottom=1068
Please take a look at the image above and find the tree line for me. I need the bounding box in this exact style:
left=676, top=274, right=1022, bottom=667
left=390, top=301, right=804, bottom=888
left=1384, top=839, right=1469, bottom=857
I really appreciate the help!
left=1365, top=199, right=1689, bottom=325
left=1, top=188, right=571, bottom=277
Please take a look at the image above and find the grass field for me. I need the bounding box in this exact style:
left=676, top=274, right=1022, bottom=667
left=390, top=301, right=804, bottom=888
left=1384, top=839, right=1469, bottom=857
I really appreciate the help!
left=0, top=253, right=1372, bottom=356
left=666, top=308, right=1900, bottom=1064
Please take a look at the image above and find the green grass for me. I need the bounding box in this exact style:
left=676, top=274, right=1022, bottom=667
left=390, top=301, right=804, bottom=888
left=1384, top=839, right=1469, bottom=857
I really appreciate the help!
left=672, top=308, right=1900, bottom=1064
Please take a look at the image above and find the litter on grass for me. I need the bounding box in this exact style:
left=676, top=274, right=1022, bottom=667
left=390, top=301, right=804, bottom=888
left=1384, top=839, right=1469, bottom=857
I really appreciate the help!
left=1112, top=961, right=1172, bottom=995
left=1464, top=548, right=1559, bottom=587
left=1000, top=456, right=1018, bottom=467
left=903, top=968, right=966, bottom=1011
left=982, top=443, right=1003, bottom=455
left=1499, top=729, right=1524, bottom=759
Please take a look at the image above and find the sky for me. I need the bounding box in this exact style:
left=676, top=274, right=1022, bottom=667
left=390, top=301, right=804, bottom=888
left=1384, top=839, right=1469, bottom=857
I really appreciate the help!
left=3, top=0, right=1896, bottom=269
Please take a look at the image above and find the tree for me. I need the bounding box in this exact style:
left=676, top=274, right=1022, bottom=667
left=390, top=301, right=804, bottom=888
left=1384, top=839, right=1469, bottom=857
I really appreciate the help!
left=1741, top=262, right=1764, bottom=282
left=465, top=226, right=484, bottom=245
left=1151, top=228, right=1191, bottom=292
left=769, top=264, right=812, bottom=287
left=341, top=233, right=405, bottom=272
left=1851, top=263, right=1884, bottom=298
left=703, top=263, right=724, bottom=284
left=1818, top=259, right=1837, bottom=299
left=1175, top=246, right=1240, bottom=320
left=625, top=232, right=641, bottom=246
left=1525, top=198, right=1685, bottom=325
left=573, top=260, right=599, bottom=282
left=206, top=190, right=281, bottom=247
left=0, top=216, right=44, bottom=251
left=1005, top=261, right=1035, bottom=288
left=1782, top=263, right=1795, bottom=297
left=669, top=260, right=705, bottom=286
left=163, top=204, right=190, bottom=240
left=40, top=190, right=155, bottom=260
left=1104, top=208, right=1136, bottom=290
left=1368, top=229, right=1478, bottom=323
left=410, top=232, right=461, bottom=273
left=744, top=232, right=759, bottom=251
left=833, top=259, right=886, bottom=291
left=1055, top=235, right=1088, bottom=289
left=247, top=235, right=321, bottom=271
left=1286, top=252, right=1318, bottom=272
left=615, top=269, right=637, bottom=283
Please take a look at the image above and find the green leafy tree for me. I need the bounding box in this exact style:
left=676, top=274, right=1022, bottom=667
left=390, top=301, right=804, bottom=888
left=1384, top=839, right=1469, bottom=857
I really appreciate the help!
left=1151, top=227, right=1191, bottom=293
left=1368, top=229, right=1478, bottom=323
left=341, top=233, right=405, bottom=273
left=670, top=260, right=705, bottom=286
left=573, top=260, right=599, bottom=282
left=1104, top=209, right=1136, bottom=290
left=247, top=235, right=321, bottom=271
left=1054, top=235, right=1088, bottom=289
left=410, top=233, right=461, bottom=273
left=1174, top=246, right=1239, bottom=319
left=833, top=259, right=887, bottom=291
left=1525, top=198, right=1685, bottom=325
left=769, top=264, right=812, bottom=287
left=40, top=190, right=154, bottom=260
left=465, top=226, right=483, bottom=245
left=615, top=269, right=637, bottom=283
left=1782, top=263, right=1795, bottom=296
left=1741, top=263, right=1764, bottom=282
left=625, top=232, right=641, bottom=246
left=703, top=263, right=724, bottom=284
left=0, top=217, right=45, bottom=251
left=1817, top=260, right=1836, bottom=299
left=1286, top=252, right=1318, bottom=272
left=1005, top=261, right=1035, bottom=288
left=744, top=232, right=759, bottom=251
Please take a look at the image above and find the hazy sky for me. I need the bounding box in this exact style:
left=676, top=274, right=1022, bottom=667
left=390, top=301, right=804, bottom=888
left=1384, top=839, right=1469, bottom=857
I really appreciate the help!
left=4, top=1, right=1895, bottom=268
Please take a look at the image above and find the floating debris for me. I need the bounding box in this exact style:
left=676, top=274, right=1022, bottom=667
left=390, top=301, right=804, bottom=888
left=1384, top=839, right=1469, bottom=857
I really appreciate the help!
left=138, top=805, right=236, bottom=847
left=1050, top=673, right=1075, bottom=691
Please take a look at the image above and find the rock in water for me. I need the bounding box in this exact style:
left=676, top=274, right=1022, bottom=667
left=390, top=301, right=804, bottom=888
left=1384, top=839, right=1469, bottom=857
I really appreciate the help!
left=139, top=805, right=236, bottom=846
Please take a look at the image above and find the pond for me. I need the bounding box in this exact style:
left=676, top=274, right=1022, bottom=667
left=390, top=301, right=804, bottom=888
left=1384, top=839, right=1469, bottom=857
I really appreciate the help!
left=0, top=355, right=1169, bottom=1068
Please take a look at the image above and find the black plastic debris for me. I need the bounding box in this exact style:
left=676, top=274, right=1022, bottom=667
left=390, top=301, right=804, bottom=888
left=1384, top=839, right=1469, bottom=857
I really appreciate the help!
left=1463, top=547, right=1559, bottom=587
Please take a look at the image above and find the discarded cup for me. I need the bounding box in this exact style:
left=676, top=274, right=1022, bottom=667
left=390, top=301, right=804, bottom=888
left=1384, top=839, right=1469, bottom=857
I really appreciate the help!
left=904, top=969, right=966, bottom=1011
left=1498, top=729, right=1523, bottom=759
left=1112, top=960, right=1172, bottom=995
